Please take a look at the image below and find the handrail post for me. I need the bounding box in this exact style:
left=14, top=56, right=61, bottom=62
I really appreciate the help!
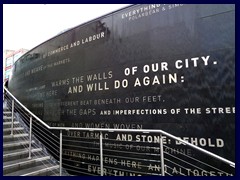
left=11, top=99, right=14, bottom=135
left=100, top=131, right=103, bottom=176
left=59, top=130, right=62, bottom=176
left=28, top=116, right=32, bottom=159
left=160, top=134, right=165, bottom=176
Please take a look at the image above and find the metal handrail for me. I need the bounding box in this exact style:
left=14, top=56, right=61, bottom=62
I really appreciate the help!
left=3, top=93, right=60, bottom=176
left=3, top=86, right=235, bottom=169
left=4, top=86, right=51, bottom=129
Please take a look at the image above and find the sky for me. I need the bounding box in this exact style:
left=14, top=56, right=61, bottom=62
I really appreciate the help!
left=3, top=4, right=130, bottom=51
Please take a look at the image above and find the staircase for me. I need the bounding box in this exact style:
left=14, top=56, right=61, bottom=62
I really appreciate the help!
left=3, top=106, right=60, bottom=176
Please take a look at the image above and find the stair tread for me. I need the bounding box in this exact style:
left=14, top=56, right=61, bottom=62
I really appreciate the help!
left=3, top=155, right=50, bottom=168
left=5, top=163, right=59, bottom=176
left=4, top=147, right=42, bottom=156
left=3, top=130, right=25, bottom=136
left=2, top=102, right=66, bottom=176
left=3, top=112, right=12, bottom=114
left=3, top=116, right=13, bottom=119
left=3, top=121, right=19, bottom=125
left=4, top=139, right=32, bottom=147
left=3, top=133, right=28, bottom=139
left=3, top=123, right=21, bottom=128
left=3, top=140, right=36, bottom=152
left=3, top=127, right=24, bottom=132
left=4, top=138, right=30, bottom=144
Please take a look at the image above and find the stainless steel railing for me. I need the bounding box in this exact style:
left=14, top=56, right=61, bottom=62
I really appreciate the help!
left=4, top=89, right=61, bottom=176
left=3, top=86, right=235, bottom=176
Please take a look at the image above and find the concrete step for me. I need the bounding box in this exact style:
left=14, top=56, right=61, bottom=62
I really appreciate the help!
left=3, top=127, right=24, bottom=131
left=3, top=121, right=20, bottom=128
left=3, top=148, right=43, bottom=162
left=3, top=155, right=51, bottom=175
left=3, top=107, right=11, bottom=111
left=5, top=163, right=59, bottom=176
left=3, top=127, right=25, bottom=135
left=3, top=133, right=28, bottom=142
left=2, top=105, right=65, bottom=176
left=3, top=111, right=12, bottom=114
left=3, top=116, right=13, bottom=119
left=3, top=116, right=15, bottom=122
left=3, top=140, right=35, bottom=151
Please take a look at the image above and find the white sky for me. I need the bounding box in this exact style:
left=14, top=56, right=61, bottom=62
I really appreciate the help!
left=3, top=4, right=130, bottom=51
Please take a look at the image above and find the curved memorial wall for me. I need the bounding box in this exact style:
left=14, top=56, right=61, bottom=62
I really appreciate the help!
left=9, top=4, right=235, bottom=176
